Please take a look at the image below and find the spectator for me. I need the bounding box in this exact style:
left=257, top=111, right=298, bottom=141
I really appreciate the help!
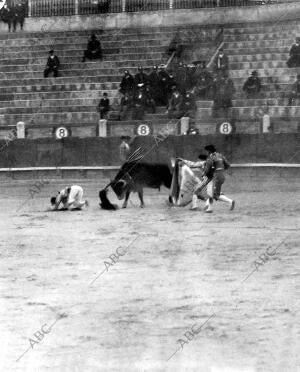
left=213, top=73, right=235, bottom=116
left=168, top=86, right=184, bottom=119
left=186, top=64, right=197, bottom=91
left=119, top=70, right=135, bottom=96
left=98, top=92, right=110, bottom=119
left=167, top=71, right=177, bottom=98
left=148, top=65, right=161, bottom=104
left=144, top=85, right=156, bottom=114
left=134, top=66, right=148, bottom=87
left=287, top=37, right=300, bottom=68
left=287, top=74, right=300, bottom=105
left=1, top=4, right=14, bottom=32
left=44, top=50, right=60, bottom=78
left=195, top=62, right=213, bottom=99
left=82, top=33, right=102, bottom=62
left=119, top=136, right=131, bottom=163
left=215, top=48, right=229, bottom=75
left=167, top=33, right=183, bottom=59
left=158, top=65, right=171, bottom=105
left=132, top=84, right=147, bottom=120
left=243, top=70, right=262, bottom=97
left=182, top=91, right=196, bottom=118
left=118, top=92, right=133, bottom=121
left=13, top=1, right=26, bottom=32
left=97, top=0, right=110, bottom=13
left=175, top=62, right=188, bottom=94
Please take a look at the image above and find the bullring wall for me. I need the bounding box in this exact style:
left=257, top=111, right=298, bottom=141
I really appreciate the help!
left=0, top=133, right=299, bottom=168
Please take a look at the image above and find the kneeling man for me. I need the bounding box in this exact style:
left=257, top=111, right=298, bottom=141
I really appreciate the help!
left=50, top=185, right=88, bottom=210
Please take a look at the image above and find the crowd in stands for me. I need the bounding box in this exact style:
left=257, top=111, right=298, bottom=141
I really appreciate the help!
left=0, top=1, right=27, bottom=32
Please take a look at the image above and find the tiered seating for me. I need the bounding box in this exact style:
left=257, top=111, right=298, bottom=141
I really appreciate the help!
left=195, top=20, right=300, bottom=134
left=0, top=25, right=217, bottom=138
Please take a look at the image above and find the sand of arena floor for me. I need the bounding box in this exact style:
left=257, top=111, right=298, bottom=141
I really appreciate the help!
left=0, top=178, right=299, bottom=372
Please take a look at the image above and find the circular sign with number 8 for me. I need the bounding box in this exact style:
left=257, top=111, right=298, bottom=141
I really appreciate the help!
left=55, top=127, right=69, bottom=139
left=136, top=123, right=151, bottom=136
left=218, top=122, right=234, bottom=135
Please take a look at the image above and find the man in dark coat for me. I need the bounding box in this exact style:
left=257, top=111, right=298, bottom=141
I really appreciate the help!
left=44, top=50, right=60, bottom=78
left=134, top=66, right=148, bottom=88
left=132, top=84, right=147, bottom=120
left=182, top=91, right=196, bottom=118
left=167, top=33, right=183, bottom=59
left=119, top=70, right=135, bottom=96
left=287, top=37, right=300, bottom=68
left=158, top=65, right=170, bottom=105
left=1, top=4, right=14, bottom=32
left=148, top=65, right=161, bottom=104
left=195, top=62, right=213, bottom=99
left=13, top=1, right=26, bottom=32
left=168, top=87, right=184, bottom=119
left=287, top=74, right=300, bottom=105
left=215, top=48, right=229, bottom=75
left=82, top=33, right=102, bottom=62
left=98, top=92, right=110, bottom=119
left=175, top=62, right=188, bottom=94
left=118, top=92, right=133, bottom=121
left=243, top=70, right=262, bottom=97
left=213, top=73, right=235, bottom=115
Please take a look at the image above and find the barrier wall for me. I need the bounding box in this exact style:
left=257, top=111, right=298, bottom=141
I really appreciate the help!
left=0, top=133, right=299, bottom=168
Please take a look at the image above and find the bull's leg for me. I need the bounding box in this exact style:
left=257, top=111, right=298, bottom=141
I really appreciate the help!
left=122, top=190, right=130, bottom=208
left=138, top=189, right=145, bottom=208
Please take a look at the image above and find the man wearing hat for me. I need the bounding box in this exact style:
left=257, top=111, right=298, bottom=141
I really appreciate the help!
left=203, top=144, right=235, bottom=213
left=119, top=70, right=135, bottom=96
left=134, top=66, right=148, bottom=88
left=214, top=48, right=229, bottom=75
left=44, top=50, right=60, bottom=78
left=82, top=33, right=102, bottom=62
left=243, top=70, right=261, bottom=98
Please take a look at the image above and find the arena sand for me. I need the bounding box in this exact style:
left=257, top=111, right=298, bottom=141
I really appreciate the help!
left=0, top=175, right=299, bottom=372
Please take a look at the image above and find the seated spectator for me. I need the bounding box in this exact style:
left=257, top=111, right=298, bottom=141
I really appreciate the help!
left=168, top=87, right=184, bottom=119
left=44, top=50, right=60, bottom=78
left=287, top=37, right=300, bottom=68
left=98, top=92, right=110, bottom=119
left=118, top=92, right=133, bottom=121
left=287, top=74, right=300, bottom=105
left=182, top=91, right=196, bottom=118
left=82, top=33, right=102, bottom=62
left=214, top=48, right=229, bottom=75
left=132, top=84, right=147, bottom=120
left=213, top=73, right=235, bottom=116
left=120, top=70, right=135, bottom=96
left=144, top=85, right=156, bottom=114
left=243, top=70, right=262, bottom=97
left=167, top=33, right=183, bottom=59
left=134, top=66, right=148, bottom=87
left=195, top=62, right=213, bottom=99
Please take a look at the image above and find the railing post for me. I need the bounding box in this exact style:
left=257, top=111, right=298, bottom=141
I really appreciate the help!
left=169, top=0, right=174, bottom=9
left=122, top=0, right=126, bottom=12
left=28, top=0, right=32, bottom=17
left=74, top=0, right=79, bottom=15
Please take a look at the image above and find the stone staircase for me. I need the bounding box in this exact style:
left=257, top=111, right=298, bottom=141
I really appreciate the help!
left=195, top=20, right=300, bottom=134
left=0, top=25, right=217, bottom=137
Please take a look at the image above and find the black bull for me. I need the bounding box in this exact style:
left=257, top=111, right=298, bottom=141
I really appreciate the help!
left=100, top=162, right=172, bottom=209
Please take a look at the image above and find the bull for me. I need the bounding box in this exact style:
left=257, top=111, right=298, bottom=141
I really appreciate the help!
left=99, top=161, right=172, bottom=209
